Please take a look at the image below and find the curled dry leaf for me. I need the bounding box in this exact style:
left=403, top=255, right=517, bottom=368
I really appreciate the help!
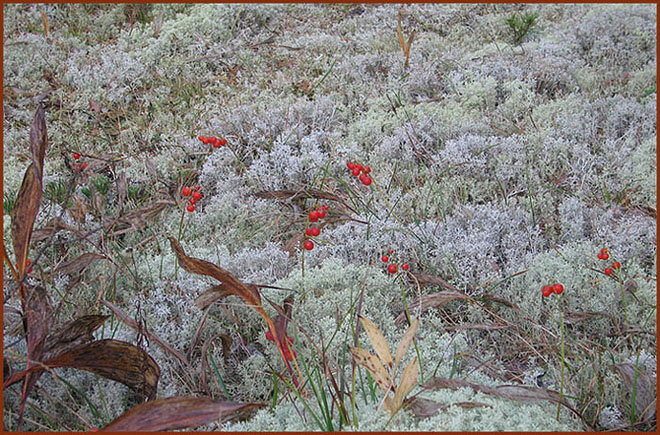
left=12, top=105, right=47, bottom=275
left=100, top=396, right=264, bottom=431
left=613, top=363, right=657, bottom=422
left=54, top=253, right=106, bottom=276
left=358, top=315, right=393, bottom=370
left=42, top=315, right=109, bottom=361
left=169, top=237, right=296, bottom=380
left=194, top=284, right=233, bottom=310
left=395, top=291, right=468, bottom=324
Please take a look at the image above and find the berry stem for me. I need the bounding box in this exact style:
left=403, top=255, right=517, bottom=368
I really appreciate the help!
left=556, top=294, right=565, bottom=422
left=174, top=208, right=187, bottom=279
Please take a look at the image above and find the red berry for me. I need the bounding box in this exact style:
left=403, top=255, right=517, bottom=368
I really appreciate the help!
left=604, top=268, right=613, bottom=275
left=361, top=175, right=372, bottom=186
left=601, top=252, right=609, bottom=260
left=381, top=255, right=389, bottom=263
left=351, top=167, right=361, bottom=176
left=317, top=209, right=326, bottom=219
left=309, top=211, right=320, bottom=222
left=387, top=264, right=398, bottom=274
left=73, top=152, right=81, bottom=160
left=189, top=198, right=196, bottom=205
left=187, top=204, right=195, bottom=212
left=73, top=163, right=80, bottom=171
left=81, top=163, right=88, bottom=170
left=305, top=227, right=314, bottom=236
left=597, top=252, right=603, bottom=260
left=217, top=137, right=227, bottom=146
left=304, top=240, right=314, bottom=250
left=402, top=263, right=409, bottom=271
left=612, top=261, right=621, bottom=270
left=363, top=166, right=371, bottom=173
left=601, top=247, right=608, bottom=254
left=192, top=191, right=202, bottom=201
left=387, top=249, right=394, bottom=254
left=182, top=186, right=192, bottom=196
left=347, top=161, right=355, bottom=170
left=542, top=285, right=553, bottom=297
left=553, top=283, right=564, bottom=295
left=356, top=163, right=363, bottom=171
left=194, top=185, right=201, bottom=191
left=322, top=205, right=329, bottom=210
left=198, top=136, right=205, bottom=142
left=310, top=227, right=320, bottom=237
left=265, top=330, right=275, bottom=341
left=213, top=142, right=221, bottom=149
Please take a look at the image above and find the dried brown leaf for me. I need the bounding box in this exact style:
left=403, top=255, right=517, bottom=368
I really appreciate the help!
left=100, top=396, right=263, bottom=431
left=32, top=218, right=79, bottom=242
left=43, top=339, right=160, bottom=400
left=404, top=397, right=491, bottom=418
left=11, top=165, right=43, bottom=275
left=54, top=253, right=105, bottom=276
left=194, top=285, right=233, bottom=310
left=169, top=237, right=261, bottom=309
left=358, top=315, right=393, bottom=370
left=43, top=315, right=109, bottom=360
left=393, top=356, right=418, bottom=411
left=30, top=104, right=47, bottom=181
left=394, top=317, right=418, bottom=369
left=395, top=291, right=468, bottom=324
left=613, top=363, right=657, bottom=421
left=482, top=294, right=520, bottom=310
left=349, top=346, right=393, bottom=397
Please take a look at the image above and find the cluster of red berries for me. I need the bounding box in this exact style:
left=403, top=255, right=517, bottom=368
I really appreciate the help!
left=198, top=135, right=227, bottom=148
left=265, top=330, right=296, bottom=360
left=181, top=185, right=203, bottom=212
left=346, top=161, right=372, bottom=186
left=303, top=205, right=329, bottom=251
left=72, top=152, right=88, bottom=172
left=541, top=282, right=564, bottom=297
left=15, top=259, right=33, bottom=274
left=598, top=248, right=621, bottom=275
left=381, top=249, right=410, bottom=274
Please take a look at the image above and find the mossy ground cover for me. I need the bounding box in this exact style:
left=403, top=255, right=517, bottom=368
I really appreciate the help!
left=3, top=3, right=656, bottom=431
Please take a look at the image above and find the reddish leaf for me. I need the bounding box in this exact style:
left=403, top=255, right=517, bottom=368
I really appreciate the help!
left=12, top=105, right=48, bottom=276
left=11, top=164, right=43, bottom=277
left=169, top=237, right=295, bottom=378
left=54, top=253, right=106, bottom=276
left=19, top=285, right=52, bottom=425
left=99, top=396, right=264, bottom=431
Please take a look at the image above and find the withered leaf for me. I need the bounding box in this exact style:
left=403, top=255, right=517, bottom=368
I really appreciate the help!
left=30, top=104, right=47, bottom=182
left=100, top=396, right=264, bottom=431
left=395, top=291, right=468, bottom=324
left=21, top=285, right=52, bottom=420
left=54, top=253, right=106, bottom=276
left=358, top=315, right=393, bottom=370
left=42, top=339, right=160, bottom=400
left=613, top=363, right=657, bottom=421
left=194, top=285, right=233, bottom=310
left=394, top=317, right=418, bottom=369
left=32, top=217, right=79, bottom=242
left=169, top=238, right=293, bottom=376
left=404, top=397, right=491, bottom=418
left=42, top=315, right=109, bottom=360
left=393, top=356, right=418, bottom=412
left=169, top=237, right=261, bottom=309
left=11, top=165, right=43, bottom=276
left=349, top=346, right=393, bottom=397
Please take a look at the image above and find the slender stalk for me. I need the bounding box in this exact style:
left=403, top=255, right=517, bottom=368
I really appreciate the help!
left=556, top=294, right=565, bottom=421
